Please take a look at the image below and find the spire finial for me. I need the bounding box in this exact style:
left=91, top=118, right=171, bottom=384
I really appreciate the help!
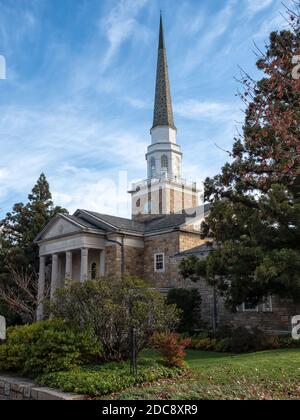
left=159, top=12, right=165, bottom=50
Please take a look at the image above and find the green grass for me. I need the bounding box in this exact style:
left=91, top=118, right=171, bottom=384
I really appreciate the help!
left=103, top=349, right=300, bottom=400
left=36, top=348, right=300, bottom=400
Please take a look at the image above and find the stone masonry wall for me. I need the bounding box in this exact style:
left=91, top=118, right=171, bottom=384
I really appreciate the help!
left=0, top=375, right=85, bottom=400
left=179, top=231, right=206, bottom=253
left=105, top=244, right=144, bottom=279
left=175, top=258, right=300, bottom=334
left=143, top=231, right=180, bottom=287
left=124, top=245, right=144, bottom=278
left=105, top=245, right=121, bottom=277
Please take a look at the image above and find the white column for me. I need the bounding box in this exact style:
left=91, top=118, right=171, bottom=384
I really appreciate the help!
left=100, top=249, right=105, bottom=276
left=37, top=256, right=46, bottom=321
left=80, top=248, right=89, bottom=282
left=65, top=251, right=73, bottom=281
left=50, top=254, right=59, bottom=299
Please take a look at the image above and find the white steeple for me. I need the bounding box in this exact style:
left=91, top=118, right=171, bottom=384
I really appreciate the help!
left=129, top=15, right=199, bottom=219
left=146, top=14, right=182, bottom=181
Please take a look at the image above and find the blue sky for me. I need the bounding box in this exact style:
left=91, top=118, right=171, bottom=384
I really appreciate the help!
left=0, top=0, right=288, bottom=218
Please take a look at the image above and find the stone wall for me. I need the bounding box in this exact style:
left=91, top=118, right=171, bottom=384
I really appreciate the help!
left=218, top=295, right=300, bottom=333
left=144, top=231, right=180, bottom=287
left=174, top=258, right=300, bottom=335
left=0, top=374, right=85, bottom=400
left=179, top=231, right=206, bottom=253
left=124, top=245, right=144, bottom=278
left=105, top=245, right=121, bottom=277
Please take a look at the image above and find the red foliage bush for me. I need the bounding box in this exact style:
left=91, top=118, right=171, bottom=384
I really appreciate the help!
left=151, top=332, right=190, bottom=367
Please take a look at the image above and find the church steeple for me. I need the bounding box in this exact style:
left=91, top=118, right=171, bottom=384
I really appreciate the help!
left=152, top=14, right=176, bottom=131
left=130, top=14, right=199, bottom=219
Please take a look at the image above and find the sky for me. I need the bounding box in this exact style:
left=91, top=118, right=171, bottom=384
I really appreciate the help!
left=0, top=0, right=289, bottom=218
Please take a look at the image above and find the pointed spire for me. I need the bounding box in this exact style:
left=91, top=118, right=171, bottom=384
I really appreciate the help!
left=152, top=14, right=176, bottom=131
left=159, top=13, right=165, bottom=50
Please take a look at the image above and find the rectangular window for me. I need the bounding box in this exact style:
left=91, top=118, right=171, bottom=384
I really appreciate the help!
left=237, top=296, right=273, bottom=313
left=154, top=253, right=165, bottom=272
left=242, top=302, right=259, bottom=312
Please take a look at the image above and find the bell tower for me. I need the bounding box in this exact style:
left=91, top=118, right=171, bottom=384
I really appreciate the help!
left=130, top=15, right=199, bottom=219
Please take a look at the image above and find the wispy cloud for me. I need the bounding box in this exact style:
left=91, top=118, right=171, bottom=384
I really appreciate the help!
left=183, top=0, right=237, bottom=73
left=246, top=0, right=274, bottom=16
left=99, top=0, right=149, bottom=72
left=0, top=0, right=291, bottom=218
left=253, top=12, right=287, bottom=39
left=175, top=99, right=239, bottom=122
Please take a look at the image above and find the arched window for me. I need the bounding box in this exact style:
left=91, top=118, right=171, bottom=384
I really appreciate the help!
left=161, top=155, right=168, bottom=173
left=150, top=157, right=156, bottom=178
left=91, top=262, right=97, bottom=280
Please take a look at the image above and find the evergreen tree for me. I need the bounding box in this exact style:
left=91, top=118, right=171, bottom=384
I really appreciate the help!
left=0, top=174, right=67, bottom=323
left=1, top=173, right=67, bottom=272
left=182, top=5, right=300, bottom=309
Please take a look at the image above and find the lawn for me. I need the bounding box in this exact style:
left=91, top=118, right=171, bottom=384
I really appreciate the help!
left=103, top=349, right=300, bottom=400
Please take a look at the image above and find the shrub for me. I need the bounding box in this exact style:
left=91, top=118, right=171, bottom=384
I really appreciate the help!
left=215, top=338, right=232, bottom=353
left=227, top=327, right=267, bottom=353
left=37, top=359, right=184, bottom=397
left=151, top=332, right=190, bottom=367
left=48, top=276, right=180, bottom=362
left=0, top=319, right=100, bottom=375
left=189, top=337, right=217, bottom=351
left=278, top=337, right=300, bottom=349
left=167, top=288, right=201, bottom=333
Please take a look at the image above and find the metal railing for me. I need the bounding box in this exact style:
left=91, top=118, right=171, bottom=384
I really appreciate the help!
left=130, top=173, right=197, bottom=192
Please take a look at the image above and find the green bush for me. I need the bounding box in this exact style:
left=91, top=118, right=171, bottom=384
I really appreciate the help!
left=167, top=288, right=201, bottom=333
left=215, top=338, right=232, bottom=353
left=49, top=277, right=180, bottom=362
left=278, top=337, right=300, bottom=349
left=189, top=337, right=217, bottom=351
left=226, top=328, right=266, bottom=353
left=187, top=328, right=300, bottom=354
left=37, top=359, right=184, bottom=397
left=0, top=319, right=101, bottom=375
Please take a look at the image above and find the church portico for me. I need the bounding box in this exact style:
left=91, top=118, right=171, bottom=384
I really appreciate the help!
left=36, top=247, right=106, bottom=320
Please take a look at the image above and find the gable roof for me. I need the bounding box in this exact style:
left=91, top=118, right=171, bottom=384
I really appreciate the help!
left=143, top=213, right=186, bottom=232
left=76, top=210, right=186, bottom=234
left=36, top=204, right=212, bottom=242
left=78, top=210, right=145, bottom=233
left=76, top=205, right=212, bottom=235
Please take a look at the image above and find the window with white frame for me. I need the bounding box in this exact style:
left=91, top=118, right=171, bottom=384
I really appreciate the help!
left=154, top=253, right=165, bottom=272
left=237, top=296, right=273, bottom=313
left=242, top=302, right=259, bottom=312
left=236, top=302, right=258, bottom=312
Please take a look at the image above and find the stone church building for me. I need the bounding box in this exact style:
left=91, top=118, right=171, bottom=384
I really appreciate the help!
left=35, top=17, right=299, bottom=334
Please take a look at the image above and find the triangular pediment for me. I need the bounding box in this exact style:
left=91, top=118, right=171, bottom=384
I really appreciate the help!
left=36, top=214, right=86, bottom=242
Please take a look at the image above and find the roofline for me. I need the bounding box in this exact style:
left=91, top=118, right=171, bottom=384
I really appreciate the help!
left=75, top=209, right=119, bottom=231
left=34, top=213, right=102, bottom=243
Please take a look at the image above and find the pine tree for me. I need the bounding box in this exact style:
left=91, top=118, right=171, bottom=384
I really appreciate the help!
left=0, top=174, right=67, bottom=323
left=1, top=173, right=67, bottom=272
left=183, top=4, right=300, bottom=309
